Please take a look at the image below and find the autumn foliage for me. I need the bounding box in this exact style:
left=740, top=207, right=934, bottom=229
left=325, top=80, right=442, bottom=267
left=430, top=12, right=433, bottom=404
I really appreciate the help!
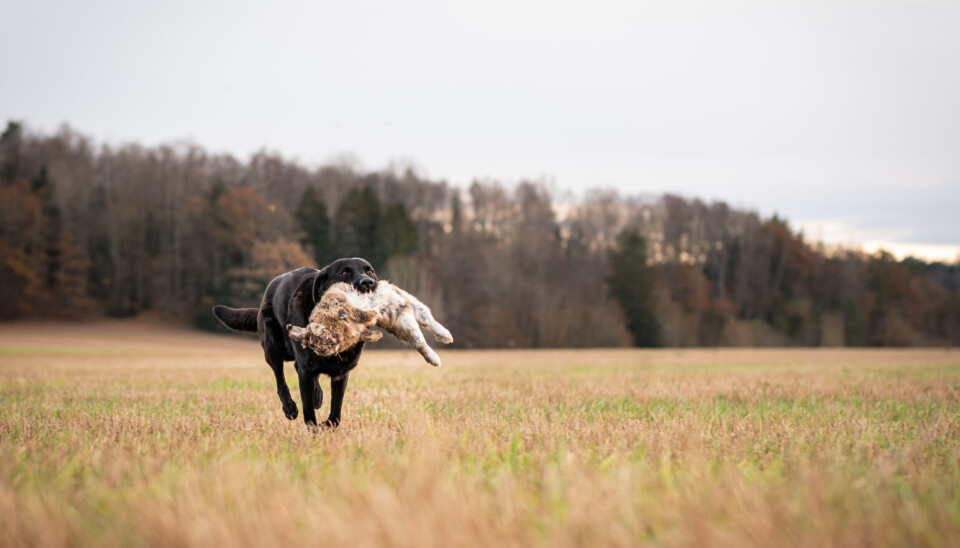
left=1, top=121, right=957, bottom=347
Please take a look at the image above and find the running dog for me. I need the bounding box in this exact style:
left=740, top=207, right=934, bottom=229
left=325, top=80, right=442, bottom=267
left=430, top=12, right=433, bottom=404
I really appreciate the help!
left=212, top=258, right=379, bottom=428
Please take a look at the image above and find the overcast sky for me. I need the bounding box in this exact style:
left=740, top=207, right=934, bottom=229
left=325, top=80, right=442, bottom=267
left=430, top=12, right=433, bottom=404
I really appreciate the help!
left=3, top=0, right=958, bottom=260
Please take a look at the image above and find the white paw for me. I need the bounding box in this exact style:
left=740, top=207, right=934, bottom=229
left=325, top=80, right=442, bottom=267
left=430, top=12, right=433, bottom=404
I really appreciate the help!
left=424, top=347, right=442, bottom=367
left=434, top=327, right=453, bottom=344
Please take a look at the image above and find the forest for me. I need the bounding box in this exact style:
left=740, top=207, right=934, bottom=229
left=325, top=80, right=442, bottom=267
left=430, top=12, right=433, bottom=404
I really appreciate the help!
left=1, top=121, right=958, bottom=347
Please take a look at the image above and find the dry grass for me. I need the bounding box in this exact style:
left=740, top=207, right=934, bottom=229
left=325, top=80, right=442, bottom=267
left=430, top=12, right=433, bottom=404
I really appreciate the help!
left=1, top=322, right=959, bottom=547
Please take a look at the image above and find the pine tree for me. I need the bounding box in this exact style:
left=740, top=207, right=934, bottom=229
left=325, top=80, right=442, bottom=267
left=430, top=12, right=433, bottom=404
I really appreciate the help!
left=295, top=185, right=333, bottom=266
left=0, top=121, right=23, bottom=185
left=333, top=186, right=385, bottom=268
left=608, top=228, right=660, bottom=347
left=381, top=202, right=417, bottom=258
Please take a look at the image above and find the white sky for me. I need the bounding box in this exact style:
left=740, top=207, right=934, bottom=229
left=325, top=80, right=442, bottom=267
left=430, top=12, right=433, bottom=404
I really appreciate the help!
left=3, top=0, right=958, bottom=260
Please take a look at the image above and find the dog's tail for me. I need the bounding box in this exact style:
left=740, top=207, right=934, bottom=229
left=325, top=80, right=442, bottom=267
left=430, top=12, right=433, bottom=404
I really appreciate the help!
left=212, top=305, right=259, bottom=332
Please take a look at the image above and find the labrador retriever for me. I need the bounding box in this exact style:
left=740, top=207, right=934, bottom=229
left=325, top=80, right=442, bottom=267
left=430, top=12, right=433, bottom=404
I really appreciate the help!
left=212, top=257, right=378, bottom=427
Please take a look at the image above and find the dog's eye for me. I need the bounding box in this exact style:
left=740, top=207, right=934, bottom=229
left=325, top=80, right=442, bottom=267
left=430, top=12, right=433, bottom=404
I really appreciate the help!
left=366, top=269, right=374, bottom=276
left=341, top=270, right=349, bottom=277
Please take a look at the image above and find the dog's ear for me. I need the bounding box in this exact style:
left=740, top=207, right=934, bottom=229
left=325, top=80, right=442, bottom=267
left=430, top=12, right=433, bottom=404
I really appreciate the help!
left=312, top=267, right=331, bottom=304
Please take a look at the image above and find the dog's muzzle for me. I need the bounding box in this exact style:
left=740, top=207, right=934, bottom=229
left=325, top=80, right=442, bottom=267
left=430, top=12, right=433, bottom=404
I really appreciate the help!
left=358, top=277, right=377, bottom=293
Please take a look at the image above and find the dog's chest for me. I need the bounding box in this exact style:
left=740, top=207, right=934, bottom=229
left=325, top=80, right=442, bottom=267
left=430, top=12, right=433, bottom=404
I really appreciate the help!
left=308, top=345, right=363, bottom=378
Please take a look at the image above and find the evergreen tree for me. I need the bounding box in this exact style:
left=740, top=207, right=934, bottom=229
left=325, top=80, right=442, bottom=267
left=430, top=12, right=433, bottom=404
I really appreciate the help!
left=450, top=192, right=464, bottom=239
left=30, top=167, right=61, bottom=289
left=608, top=228, right=660, bottom=347
left=333, top=186, right=385, bottom=268
left=381, top=202, right=417, bottom=258
left=0, top=121, right=23, bottom=185
left=295, top=185, right=333, bottom=266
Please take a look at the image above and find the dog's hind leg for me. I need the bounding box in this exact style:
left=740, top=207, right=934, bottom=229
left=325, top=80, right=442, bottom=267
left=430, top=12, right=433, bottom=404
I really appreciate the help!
left=312, top=377, right=323, bottom=410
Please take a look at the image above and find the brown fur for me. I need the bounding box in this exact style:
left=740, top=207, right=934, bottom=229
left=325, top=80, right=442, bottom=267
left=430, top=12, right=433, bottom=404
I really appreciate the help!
left=287, top=286, right=383, bottom=356
left=287, top=282, right=453, bottom=367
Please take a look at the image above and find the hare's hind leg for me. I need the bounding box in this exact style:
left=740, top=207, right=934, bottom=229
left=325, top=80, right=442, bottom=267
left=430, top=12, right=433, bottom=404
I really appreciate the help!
left=389, top=313, right=442, bottom=367
left=409, top=301, right=453, bottom=344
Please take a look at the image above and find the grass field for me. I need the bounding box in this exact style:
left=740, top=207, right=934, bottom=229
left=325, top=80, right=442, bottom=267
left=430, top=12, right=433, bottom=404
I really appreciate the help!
left=1, top=321, right=959, bottom=547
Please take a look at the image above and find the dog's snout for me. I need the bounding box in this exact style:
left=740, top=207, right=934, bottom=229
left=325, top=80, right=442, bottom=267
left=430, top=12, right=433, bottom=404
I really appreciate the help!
left=359, top=277, right=375, bottom=291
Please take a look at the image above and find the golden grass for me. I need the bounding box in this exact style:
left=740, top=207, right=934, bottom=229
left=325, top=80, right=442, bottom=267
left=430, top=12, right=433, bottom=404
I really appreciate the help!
left=1, top=322, right=959, bottom=547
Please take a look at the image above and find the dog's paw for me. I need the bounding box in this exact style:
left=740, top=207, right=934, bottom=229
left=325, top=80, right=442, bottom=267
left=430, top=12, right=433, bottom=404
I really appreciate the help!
left=282, top=399, right=299, bottom=420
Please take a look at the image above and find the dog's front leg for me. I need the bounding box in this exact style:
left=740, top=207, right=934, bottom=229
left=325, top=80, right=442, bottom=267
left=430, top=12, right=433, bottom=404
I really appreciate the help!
left=324, top=373, right=350, bottom=428
left=297, top=368, right=319, bottom=426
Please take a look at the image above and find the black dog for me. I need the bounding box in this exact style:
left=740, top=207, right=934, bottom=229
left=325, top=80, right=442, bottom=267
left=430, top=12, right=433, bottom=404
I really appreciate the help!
left=212, top=258, right=378, bottom=427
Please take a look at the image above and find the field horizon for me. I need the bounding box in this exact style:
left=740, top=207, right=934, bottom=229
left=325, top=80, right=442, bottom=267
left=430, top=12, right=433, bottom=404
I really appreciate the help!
left=1, top=322, right=958, bottom=547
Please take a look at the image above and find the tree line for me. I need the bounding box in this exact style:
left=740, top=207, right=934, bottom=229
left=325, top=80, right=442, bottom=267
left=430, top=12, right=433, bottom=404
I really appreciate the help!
left=1, top=121, right=958, bottom=347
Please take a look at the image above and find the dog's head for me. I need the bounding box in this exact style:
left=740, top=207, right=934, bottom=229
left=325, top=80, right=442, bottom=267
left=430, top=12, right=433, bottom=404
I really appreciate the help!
left=312, top=257, right=378, bottom=303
